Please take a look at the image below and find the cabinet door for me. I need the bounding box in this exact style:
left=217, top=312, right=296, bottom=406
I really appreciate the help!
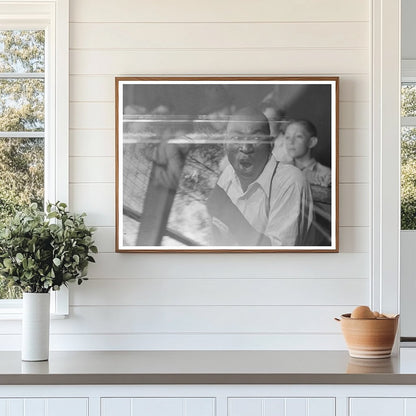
left=101, top=398, right=215, bottom=416
left=0, top=398, right=88, bottom=416
left=350, top=398, right=404, bottom=416
left=350, top=398, right=416, bottom=416
left=228, top=398, right=335, bottom=416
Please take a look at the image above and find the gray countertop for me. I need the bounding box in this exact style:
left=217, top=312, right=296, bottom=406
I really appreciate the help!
left=2, top=349, right=416, bottom=385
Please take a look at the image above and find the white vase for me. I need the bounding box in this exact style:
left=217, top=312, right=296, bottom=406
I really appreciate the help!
left=22, top=292, right=50, bottom=361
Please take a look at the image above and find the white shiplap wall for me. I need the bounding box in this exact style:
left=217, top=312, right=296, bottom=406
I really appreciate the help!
left=50, top=0, right=371, bottom=350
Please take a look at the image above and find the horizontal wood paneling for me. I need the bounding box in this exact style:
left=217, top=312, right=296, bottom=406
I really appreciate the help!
left=339, top=129, right=369, bottom=157
left=70, top=130, right=115, bottom=157
left=70, top=22, right=368, bottom=50
left=85, top=252, right=369, bottom=279
left=70, top=76, right=114, bottom=102
left=339, top=227, right=369, bottom=252
left=49, top=305, right=353, bottom=334
left=30, top=0, right=374, bottom=352
left=70, top=103, right=114, bottom=129
left=339, top=156, right=369, bottom=183
left=0, top=333, right=347, bottom=350
left=69, top=183, right=114, bottom=226
left=70, top=49, right=368, bottom=76
left=70, top=74, right=369, bottom=103
left=69, top=0, right=369, bottom=23
left=339, top=102, right=369, bottom=129
left=339, top=183, right=369, bottom=227
left=71, top=278, right=368, bottom=306
left=92, top=227, right=115, bottom=253
left=0, top=306, right=354, bottom=335
left=69, top=157, right=114, bottom=183
left=92, top=226, right=369, bottom=254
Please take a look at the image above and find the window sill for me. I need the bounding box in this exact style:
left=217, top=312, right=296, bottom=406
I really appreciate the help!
left=0, top=286, right=69, bottom=318
left=0, top=312, right=68, bottom=320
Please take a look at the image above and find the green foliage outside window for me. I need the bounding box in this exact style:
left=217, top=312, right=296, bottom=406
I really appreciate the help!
left=401, top=128, right=416, bottom=229
left=401, top=82, right=416, bottom=230
left=402, top=84, right=416, bottom=118
left=0, top=30, right=45, bottom=298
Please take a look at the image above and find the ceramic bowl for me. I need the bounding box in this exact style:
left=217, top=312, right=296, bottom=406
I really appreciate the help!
left=346, top=357, right=394, bottom=373
left=337, top=313, right=399, bottom=359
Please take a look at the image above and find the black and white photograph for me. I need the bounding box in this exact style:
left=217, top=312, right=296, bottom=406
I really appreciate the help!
left=116, top=77, right=338, bottom=252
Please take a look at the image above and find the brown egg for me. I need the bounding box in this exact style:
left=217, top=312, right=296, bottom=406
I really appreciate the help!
left=351, top=305, right=376, bottom=319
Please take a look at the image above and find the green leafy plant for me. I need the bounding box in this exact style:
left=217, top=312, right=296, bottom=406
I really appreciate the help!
left=0, top=202, right=97, bottom=293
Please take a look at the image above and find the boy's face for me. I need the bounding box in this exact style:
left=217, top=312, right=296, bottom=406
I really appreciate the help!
left=285, top=122, right=313, bottom=159
left=225, top=115, right=271, bottom=185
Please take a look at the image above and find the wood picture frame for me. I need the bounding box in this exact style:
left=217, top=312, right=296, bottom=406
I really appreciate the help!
left=115, top=77, right=339, bottom=252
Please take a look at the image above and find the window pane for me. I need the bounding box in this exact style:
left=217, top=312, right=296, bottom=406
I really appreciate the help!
left=401, top=126, right=416, bottom=230
left=0, top=78, right=44, bottom=132
left=0, top=30, right=45, bottom=301
left=0, top=137, right=43, bottom=300
left=0, top=30, right=45, bottom=73
left=402, top=84, right=416, bottom=117
left=0, top=137, right=44, bottom=217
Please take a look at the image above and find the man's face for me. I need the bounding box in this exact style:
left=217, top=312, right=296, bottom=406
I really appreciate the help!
left=225, top=117, right=271, bottom=185
left=285, top=123, right=312, bottom=159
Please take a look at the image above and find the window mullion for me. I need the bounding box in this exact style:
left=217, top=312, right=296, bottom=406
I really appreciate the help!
left=0, top=132, right=45, bottom=138
left=401, top=117, right=416, bottom=127
left=0, top=73, right=44, bottom=79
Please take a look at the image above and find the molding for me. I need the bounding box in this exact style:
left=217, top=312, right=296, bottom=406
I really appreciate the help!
left=54, top=0, right=69, bottom=204
left=44, top=0, right=69, bottom=204
left=371, top=0, right=401, bottom=315
left=0, top=0, right=69, bottom=315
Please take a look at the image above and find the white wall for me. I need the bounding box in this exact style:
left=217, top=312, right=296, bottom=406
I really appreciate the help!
left=56, top=0, right=372, bottom=350
left=0, top=0, right=374, bottom=351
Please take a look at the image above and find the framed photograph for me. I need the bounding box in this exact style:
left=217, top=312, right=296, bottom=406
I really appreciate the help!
left=116, top=77, right=339, bottom=252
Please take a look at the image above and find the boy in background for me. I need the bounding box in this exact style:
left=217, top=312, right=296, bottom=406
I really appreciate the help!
left=284, top=119, right=332, bottom=245
left=284, top=119, right=331, bottom=188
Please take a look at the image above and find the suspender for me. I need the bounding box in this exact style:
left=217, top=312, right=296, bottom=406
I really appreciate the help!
left=266, top=161, right=279, bottom=217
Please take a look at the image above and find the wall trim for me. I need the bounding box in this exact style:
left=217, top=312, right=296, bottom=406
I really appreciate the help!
left=371, top=0, right=401, bottom=315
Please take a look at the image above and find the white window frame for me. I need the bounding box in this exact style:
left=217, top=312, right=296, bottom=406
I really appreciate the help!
left=399, top=60, right=416, bottom=340
left=0, top=0, right=69, bottom=317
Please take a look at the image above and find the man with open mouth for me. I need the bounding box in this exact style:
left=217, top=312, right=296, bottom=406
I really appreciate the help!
left=207, top=107, right=313, bottom=247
